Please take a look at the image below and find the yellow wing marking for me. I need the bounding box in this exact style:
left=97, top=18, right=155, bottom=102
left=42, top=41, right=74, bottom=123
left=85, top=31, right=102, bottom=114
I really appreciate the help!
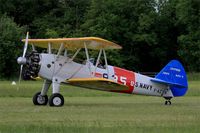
left=66, top=78, right=129, bottom=91
left=22, top=37, right=122, bottom=50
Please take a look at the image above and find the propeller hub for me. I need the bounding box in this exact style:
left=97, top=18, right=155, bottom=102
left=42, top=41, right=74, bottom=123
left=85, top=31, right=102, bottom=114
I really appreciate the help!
left=17, top=57, right=27, bottom=65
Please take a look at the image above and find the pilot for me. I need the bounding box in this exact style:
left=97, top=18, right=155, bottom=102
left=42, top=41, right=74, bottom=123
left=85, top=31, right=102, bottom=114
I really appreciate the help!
left=89, top=58, right=95, bottom=64
left=97, top=60, right=104, bottom=69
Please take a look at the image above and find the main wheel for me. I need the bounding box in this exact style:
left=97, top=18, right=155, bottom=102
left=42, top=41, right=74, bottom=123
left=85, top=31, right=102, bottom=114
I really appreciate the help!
left=33, top=92, right=48, bottom=105
left=49, top=93, right=64, bottom=107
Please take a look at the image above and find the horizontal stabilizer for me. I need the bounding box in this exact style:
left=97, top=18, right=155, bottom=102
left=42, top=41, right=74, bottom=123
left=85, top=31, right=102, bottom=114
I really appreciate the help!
left=151, top=78, right=186, bottom=87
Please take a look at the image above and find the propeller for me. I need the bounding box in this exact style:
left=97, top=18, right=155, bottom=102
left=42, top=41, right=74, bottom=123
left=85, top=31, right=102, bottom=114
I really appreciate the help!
left=17, top=32, right=29, bottom=89
left=23, top=32, right=29, bottom=58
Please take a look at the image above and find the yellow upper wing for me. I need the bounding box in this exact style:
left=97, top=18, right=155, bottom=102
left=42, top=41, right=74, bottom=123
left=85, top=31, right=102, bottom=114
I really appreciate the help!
left=22, top=37, right=122, bottom=50
left=66, top=78, right=129, bottom=91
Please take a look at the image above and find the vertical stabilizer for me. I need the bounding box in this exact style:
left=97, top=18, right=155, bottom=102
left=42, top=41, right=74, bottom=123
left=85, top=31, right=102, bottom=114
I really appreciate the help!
left=152, top=60, right=188, bottom=96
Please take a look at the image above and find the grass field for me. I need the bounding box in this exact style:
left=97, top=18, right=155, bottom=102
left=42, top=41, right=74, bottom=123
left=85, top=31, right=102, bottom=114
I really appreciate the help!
left=0, top=80, right=199, bottom=133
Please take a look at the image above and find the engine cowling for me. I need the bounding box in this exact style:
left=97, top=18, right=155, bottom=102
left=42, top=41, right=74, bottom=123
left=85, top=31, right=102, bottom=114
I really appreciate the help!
left=22, top=51, right=41, bottom=79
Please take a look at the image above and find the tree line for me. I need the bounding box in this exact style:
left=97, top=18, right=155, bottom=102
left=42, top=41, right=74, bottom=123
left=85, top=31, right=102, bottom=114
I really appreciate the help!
left=0, top=0, right=199, bottom=79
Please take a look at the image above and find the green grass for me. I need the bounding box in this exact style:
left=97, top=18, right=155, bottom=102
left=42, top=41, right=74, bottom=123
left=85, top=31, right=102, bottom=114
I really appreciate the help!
left=187, top=72, right=200, bottom=81
left=0, top=80, right=199, bottom=133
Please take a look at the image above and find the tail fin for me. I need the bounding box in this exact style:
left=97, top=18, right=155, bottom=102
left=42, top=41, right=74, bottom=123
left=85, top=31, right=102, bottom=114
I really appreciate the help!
left=151, top=60, right=188, bottom=96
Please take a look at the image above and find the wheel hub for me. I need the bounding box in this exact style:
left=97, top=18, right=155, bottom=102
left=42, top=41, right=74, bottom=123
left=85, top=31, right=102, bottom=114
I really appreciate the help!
left=37, top=95, right=45, bottom=104
left=53, top=97, right=62, bottom=105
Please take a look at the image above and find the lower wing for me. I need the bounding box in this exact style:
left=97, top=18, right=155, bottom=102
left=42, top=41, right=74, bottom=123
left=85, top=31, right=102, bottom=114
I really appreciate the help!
left=66, top=78, right=129, bottom=91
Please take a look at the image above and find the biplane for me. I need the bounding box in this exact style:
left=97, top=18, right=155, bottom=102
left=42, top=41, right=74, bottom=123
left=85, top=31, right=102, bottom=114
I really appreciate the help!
left=17, top=33, right=188, bottom=107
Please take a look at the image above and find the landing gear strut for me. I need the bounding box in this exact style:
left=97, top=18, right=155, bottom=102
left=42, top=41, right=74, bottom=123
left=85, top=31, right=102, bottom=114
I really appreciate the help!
left=33, top=78, right=65, bottom=107
left=164, top=97, right=172, bottom=105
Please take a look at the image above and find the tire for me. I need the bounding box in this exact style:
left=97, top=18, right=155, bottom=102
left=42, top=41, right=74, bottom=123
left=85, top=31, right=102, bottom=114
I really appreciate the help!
left=164, top=100, right=172, bottom=105
left=33, top=92, right=48, bottom=105
left=49, top=93, right=64, bottom=107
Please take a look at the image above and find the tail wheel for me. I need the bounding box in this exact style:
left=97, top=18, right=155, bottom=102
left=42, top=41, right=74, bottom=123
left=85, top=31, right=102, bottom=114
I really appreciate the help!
left=165, top=100, right=172, bottom=105
left=164, top=97, right=172, bottom=105
left=49, top=93, right=64, bottom=107
left=33, top=92, right=48, bottom=105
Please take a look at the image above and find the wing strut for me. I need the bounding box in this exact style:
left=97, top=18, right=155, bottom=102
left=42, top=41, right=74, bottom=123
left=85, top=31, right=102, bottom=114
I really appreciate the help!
left=57, top=43, right=64, bottom=56
left=84, top=43, right=92, bottom=76
left=93, top=49, right=102, bottom=77
left=64, top=49, right=67, bottom=57
left=32, top=44, right=36, bottom=51
left=48, top=42, right=52, bottom=54
left=55, top=47, right=81, bottom=75
left=103, top=49, right=109, bottom=79
left=71, top=48, right=81, bottom=61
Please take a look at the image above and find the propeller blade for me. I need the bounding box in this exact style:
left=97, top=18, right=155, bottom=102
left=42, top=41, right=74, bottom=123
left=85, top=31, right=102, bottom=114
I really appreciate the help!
left=17, top=65, right=23, bottom=90
left=22, top=32, right=29, bottom=58
left=18, top=32, right=29, bottom=90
